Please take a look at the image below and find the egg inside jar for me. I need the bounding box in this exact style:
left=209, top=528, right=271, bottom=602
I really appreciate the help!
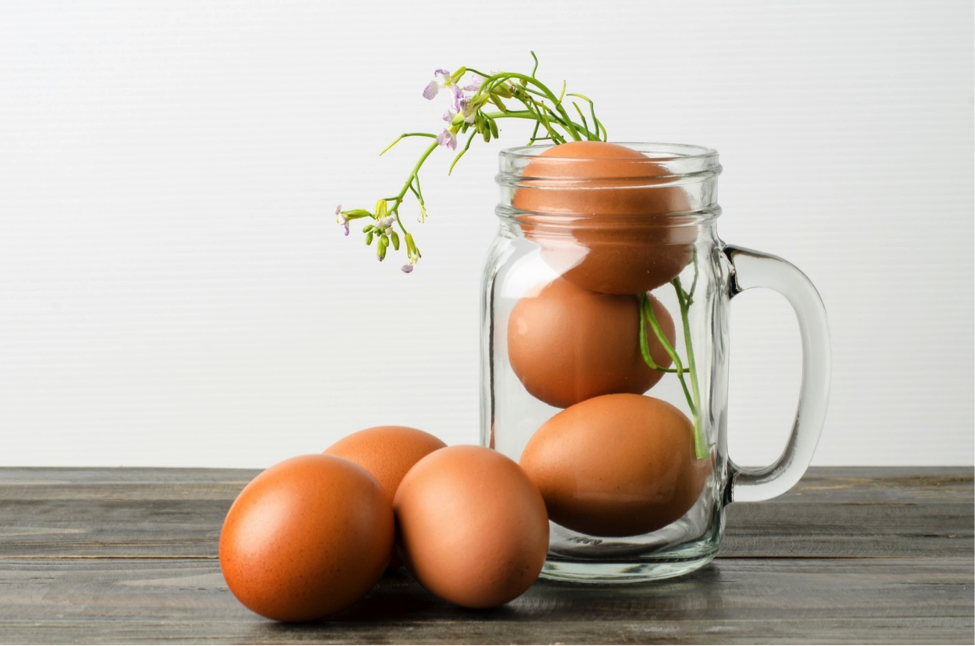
left=495, top=141, right=714, bottom=560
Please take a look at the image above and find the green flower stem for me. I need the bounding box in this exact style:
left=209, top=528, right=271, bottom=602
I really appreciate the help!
left=388, top=140, right=439, bottom=236
left=380, top=132, right=437, bottom=156
left=466, top=69, right=590, bottom=142
left=638, top=297, right=682, bottom=374
left=448, top=131, right=479, bottom=174
left=640, top=288, right=708, bottom=461
left=641, top=294, right=695, bottom=416
left=672, top=277, right=707, bottom=460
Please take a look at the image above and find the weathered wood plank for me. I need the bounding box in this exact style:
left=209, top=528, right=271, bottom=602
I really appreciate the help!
left=2, top=467, right=971, bottom=502
left=0, top=468, right=971, bottom=643
left=1, top=617, right=972, bottom=645
left=0, top=468, right=969, bottom=559
left=0, top=557, right=970, bottom=644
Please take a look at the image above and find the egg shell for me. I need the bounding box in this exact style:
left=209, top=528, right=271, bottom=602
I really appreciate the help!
left=324, top=426, right=446, bottom=505
left=507, top=277, right=675, bottom=409
left=219, top=454, right=393, bottom=622
left=324, top=426, right=447, bottom=567
left=520, top=394, right=711, bottom=537
left=394, top=445, right=549, bottom=609
left=513, top=141, right=697, bottom=295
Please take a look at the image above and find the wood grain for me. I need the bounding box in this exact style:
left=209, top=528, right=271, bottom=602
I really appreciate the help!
left=0, top=467, right=971, bottom=644
left=1, top=467, right=969, bottom=559
left=0, top=558, right=970, bottom=644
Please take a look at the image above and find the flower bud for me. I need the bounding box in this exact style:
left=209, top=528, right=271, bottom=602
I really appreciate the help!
left=365, top=231, right=374, bottom=246
left=448, top=67, right=467, bottom=85
left=390, top=231, right=400, bottom=251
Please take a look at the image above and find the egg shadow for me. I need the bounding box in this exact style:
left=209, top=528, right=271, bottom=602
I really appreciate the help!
left=245, top=563, right=726, bottom=642
left=245, top=568, right=520, bottom=641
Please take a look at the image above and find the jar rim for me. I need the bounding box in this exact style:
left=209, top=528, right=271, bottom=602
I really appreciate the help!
left=499, top=142, right=720, bottom=168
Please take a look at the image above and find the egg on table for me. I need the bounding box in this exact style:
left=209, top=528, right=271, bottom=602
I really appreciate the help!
left=394, top=445, right=549, bottom=608
left=219, top=454, right=393, bottom=622
left=324, top=425, right=447, bottom=567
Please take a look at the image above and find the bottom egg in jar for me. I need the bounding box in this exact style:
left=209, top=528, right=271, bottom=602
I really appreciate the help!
left=394, top=445, right=549, bottom=609
left=519, top=394, right=712, bottom=538
left=219, top=454, right=393, bottom=622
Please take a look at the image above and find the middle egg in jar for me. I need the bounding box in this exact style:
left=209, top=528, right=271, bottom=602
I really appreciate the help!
left=507, top=277, right=675, bottom=409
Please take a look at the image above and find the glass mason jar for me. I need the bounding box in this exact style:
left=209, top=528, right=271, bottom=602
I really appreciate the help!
left=480, top=142, right=831, bottom=583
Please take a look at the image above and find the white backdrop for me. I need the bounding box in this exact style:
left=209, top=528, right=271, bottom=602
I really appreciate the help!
left=1, top=0, right=972, bottom=468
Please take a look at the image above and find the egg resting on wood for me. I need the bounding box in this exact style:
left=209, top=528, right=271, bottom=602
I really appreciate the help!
left=394, top=445, right=549, bottom=608
left=219, top=454, right=393, bottom=622
left=325, top=425, right=447, bottom=567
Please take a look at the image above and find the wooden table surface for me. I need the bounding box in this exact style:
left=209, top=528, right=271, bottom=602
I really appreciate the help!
left=0, top=466, right=971, bottom=644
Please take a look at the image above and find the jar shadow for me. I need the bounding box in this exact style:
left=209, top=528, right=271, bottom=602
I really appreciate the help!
left=244, top=562, right=726, bottom=641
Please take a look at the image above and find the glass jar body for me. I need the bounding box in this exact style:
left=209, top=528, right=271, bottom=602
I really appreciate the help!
left=482, top=225, right=732, bottom=581
left=480, top=139, right=837, bottom=584
left=480, top=143, right=730, bottom=582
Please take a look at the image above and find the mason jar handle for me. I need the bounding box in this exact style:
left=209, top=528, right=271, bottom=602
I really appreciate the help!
left=724, top=245, right=831, bottom=503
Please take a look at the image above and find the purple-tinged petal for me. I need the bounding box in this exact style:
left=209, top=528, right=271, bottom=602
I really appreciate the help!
left=342, top=221, right=350, bottom=236
left=335, top=204, right=342, bottom=215
left=462, top=100, right=477, bottom=123
left=464, top=77, right=483, bottom=92
left=442, top=109, right=456, bottom=123
left=401, top=264, right=414, bottom=274
left=422, top=80, right=439, bottom=100
left=436, top=130, right=457, bottom=150
left=434, top=69, right=450, bottom=79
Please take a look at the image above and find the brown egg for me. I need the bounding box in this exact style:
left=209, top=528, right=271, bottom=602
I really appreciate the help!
left=508, top=277, right=675, bottom=409
left=219, top=455, right=393, bottom=622
left=520, top=394, right=711, bottom=537
left=513, top=141, right=697, bottom=295
left=324, top=426, right=446, bottom=504
left=325, top=426, right=446, bottom=567
left=394, top=445, right=549, bottom=608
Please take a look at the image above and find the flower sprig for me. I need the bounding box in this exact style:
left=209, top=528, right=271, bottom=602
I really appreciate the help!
left=335, top=52, right=607, bottom=273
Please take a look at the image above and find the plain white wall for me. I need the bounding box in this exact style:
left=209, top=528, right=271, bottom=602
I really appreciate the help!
left=0, top=0, right=971, bottom=468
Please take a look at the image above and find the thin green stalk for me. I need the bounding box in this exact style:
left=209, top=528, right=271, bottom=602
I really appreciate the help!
left=638, top=296, right=681, bottom=374
left=388, top=141, right=439, bottom=235
left=673, top=277, right=707, bottom=460
left=640, top=289, right=708, bottom=461
left=380, top=132, right=437, bottom=156
left=641, top=294, right=695, bottom=414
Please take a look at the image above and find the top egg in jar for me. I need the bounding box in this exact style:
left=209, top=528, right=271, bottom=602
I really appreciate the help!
left=512, top=141, right=697, bottom=295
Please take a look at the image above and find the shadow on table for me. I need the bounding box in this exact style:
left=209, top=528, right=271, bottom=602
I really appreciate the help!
left=244, top=562, right=727, bottom=640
